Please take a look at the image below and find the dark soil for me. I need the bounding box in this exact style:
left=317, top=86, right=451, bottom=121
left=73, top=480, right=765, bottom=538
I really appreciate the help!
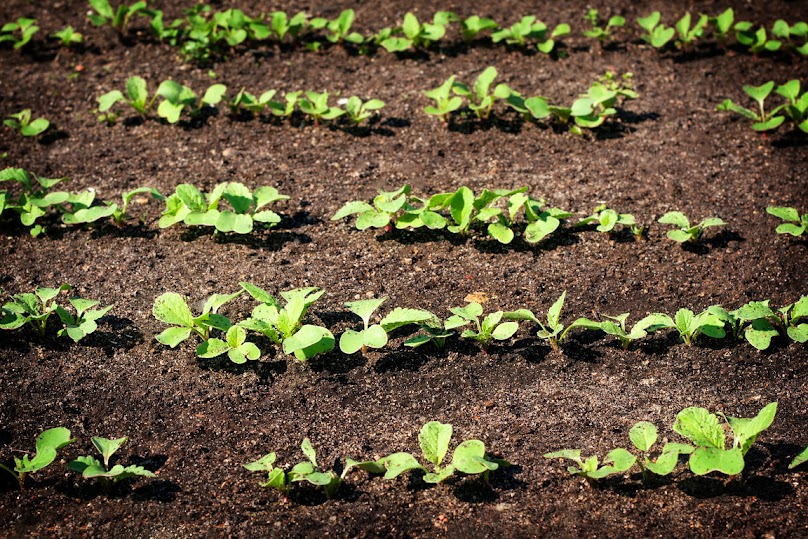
left=1, top=0, right=807, bottom=537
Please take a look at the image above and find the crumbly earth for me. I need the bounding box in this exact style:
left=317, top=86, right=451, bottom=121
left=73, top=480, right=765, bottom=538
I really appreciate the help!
left=1, top=0, right=807, bottom=537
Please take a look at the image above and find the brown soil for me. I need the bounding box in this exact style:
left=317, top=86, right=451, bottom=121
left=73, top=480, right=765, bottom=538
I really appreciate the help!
left=1, top=1, right=807, bottom=537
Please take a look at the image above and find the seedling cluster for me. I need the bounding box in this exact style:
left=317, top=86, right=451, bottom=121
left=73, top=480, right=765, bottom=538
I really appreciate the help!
left=718, top=80, right=808, bottom=133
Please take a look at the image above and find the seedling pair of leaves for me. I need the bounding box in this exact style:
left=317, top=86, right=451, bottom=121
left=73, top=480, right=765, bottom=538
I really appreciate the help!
left=0, top=428, right=74, bottom=487
left=267, top=11, right=309, bottom=43
left=673, top=12, right=709, bottom=51
left=68, top=436, right=155, bottom=490
left=637, top=12, right=675, bottom=48
left=460, top=15, right=497, bottom=42
left=443, top=186, right=531, bottom=243
left=155, top=80, right=227, bottom=123
left=478, top=190, right=569, bottom=245
left=230, top=90, right=300, bottom=118
left=503, top=291, right=588, bottom=351
left=0, top=18, right=39, bottom=49
left=567, top=313, right=665, bottom=350
left=445, top=302, right=519, bottom=350
left=491, top=16, right=570, bottom=54
left=238, top=282, right=334, bottom=361
left=331, top=184, right=412, bottom=231
left=97, top=76, right=160, bottom=121
left=767, top=206, right=808, bottom=236
left=4, top=109, right=49, bottom=137
left=299, top=91, right=344, bottom=125
left=657, top=211, right=725, bottom=243
left=159, top=182, right=287, bottom=234
left=451, top=66, right=515, bottom=120
left=772, top=20, right=808, bottom=54
left=0, top=284, right=71, bottom=336
left=771, top=80, right=808, bottom=133
left=717, top=81, right=787, bottom=132
left=152, top=290, right=241, bottom=349
left=380, top=421, right=508, bottom=484
left=0, top=167, right=70, bottom=236
left=343, top=96, right=385, bottom=125
left=640, top=308, right=726, bottom=345
left=734, top=22, right=782, bottom=55
left=567, top=77, right=638, bottom=130
left=51, top=26, right=83, bottom=47
left=60, top=187, right=164, bottom=227
left=583, top=9, right=625, bottom=45
left=543, top=447, right=636, bottom=481
left=88, top=0, right=147, bottom=37
left=576, top=204, right=637, bottom=235
left=724, top=297, right=808, bottom=349
left=379, top=11, right=454, bottom=52
left=311, top=9, right=363, bottom=45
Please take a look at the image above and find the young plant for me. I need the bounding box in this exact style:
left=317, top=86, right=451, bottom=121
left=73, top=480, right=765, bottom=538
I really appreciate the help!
left=772, top=20, right=808, bottom=54
left=491, top=15, right=570, bottom=53
left=567, top=74, right=638, bottom=132
left=56, top=298, right=113, bottom=343
left=97, top=76, right=160, bottom=120
left=423, top=75, right=463, bottom=124
left=543, top=448, right=636, bottom=482
left=461, top=15, right=498, bottom=42
left=267, top=91, right=301, bottom=119
left=152, top=290, right=241, bottom=348
left=733, top=297, right=808, bottom=349
left=774, top=79, right=808, bottom=132
left=452, top=66, right=513, bottom=120
left=767, top=206, right=808, bottom=236
left=0, top=17, right=39, bottom=49
left=88, top=0, right=147, bottom=37
left=0, top=167, right=70, bottom=236
left=298, top=91, right=344, bottom=125
left=268, top=11, right=309, bottom=43
left=0, top=428, right=74, bottom=488
left=504, top=291, right=588, bottom=351
left=68, top=436, right=155, bottom=488
left=331, top=185, right=411, bottom=230
left=583, top=9, right=624, bottom=45
left=228, top=88, right=278, bottom=115
left=445, top=302, right=519, bottom=350
left=637, top=12, right=674, bottom=48
left=4, top=109, right=49, bottom=137
left=657, top=211, right=726, bottom=243
left=709, top=8, right=734, bottom=47
left=0, top=284, right=71, bottom=336
left=717, top=81, right=786, bottom=131
left=155, top=81, right=227, bottom=123
left=674, top=12, right=709, bottom=51
left=522, top=196, right=572, bottom=243
left=381, top=421, right=508, bottom=484
left=400, top=317, right=455, bottom=349
left=342, top=96, right=385, bottom=125
left=315, top=9, right=363, bottom=45
left=627, top=421, right=693, bottom=478
left=51, top=26, right=83, bottom=47
left=340, top=297, right=388, bottom=354
left=571, top=313, right=661, bottom=350
left=195, top=325, right=259, bottom=364
left=673, top=403, right=777, bottom=476
left=734, top=22, right=782, bottom=54
left=380, top=12, right=454, bottom=52
left=641, top=308, right=726, bottom=345
left=576, top=203, right=636, bottom=234
left=379, top=307, right=441, bottom=338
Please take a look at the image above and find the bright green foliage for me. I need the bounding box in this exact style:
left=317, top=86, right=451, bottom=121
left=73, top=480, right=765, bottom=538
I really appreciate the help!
left=791, top=446, right=808, bottom=469
left=674, top=12, right=709, bottom=50
left=774, top=80, right=808, bottom=132
left=155, top=80, right=227, bottom=123
left=734, top=21, right=781, bottom=54
left=298, top=91, right=344, bottom=125
left=637, top=12, right=675, bottom=48
left=144, top=9, right=184, bottom=44
left=576, top=203, right=636, bottom=233
left=461, top=15, right=498, bottom=42
left=0, top=167, right=70, bottom=236
left=642, top=308, right=726, bottom=345
left=503, top=291, right=587, bottom=351
left=381, top=421, right=508, bottom=484
left=772, top=20, right=808, bottom=54
left=317, top=9, right=363, bottom=45
left=452, top=66, right=514, bottom=120
left=331, top=185, right=411, bottom=230
left=4, top=109, right=49, bottom=137
left=583, top=9, right=624, bottom=44
left=442, top=186, right=530, bottom=243
left=522, top=197, right=572, bottom=243
left=60, top=186, right=164, bottom=227
left=0, top=284, right=71, bottom=336
left=734, top=297, right=808, bottom=348
left=379, top=12, right=454, bottom=52
left=0, top=17, right=39, bottom=49
left=55, top=298, right=113, bottom=342
left=340, top=297, right=389, bottom=354
left=718, top=81, right=786, bottom=131
left=571, top=313, right=662, bottom=350
left=709, top=8, right=734, bottom=46
left=267, top=91, right=301, bottom=119
left=51, top=26, right=83, bottom=47
left=673, top=403, right=777, bottom=475
left=97, top=76, right=159, bottom=120
left=424, top=76, right=463, bottom=123
left=379, top=307, right=440, bottom=335
left=0, top=427, right=74, bottom=487
left=543, top=448, right=636, bottom=481
left=401, top=316, right=455, bottom=349
left=491, top=15, right=570, bottom=53
left=628, top=421, right=694, bottom=477
left=567, top=73, right=638, bottom=131
left=658, top=211, right=726, bottom=243
left=445, top=302, right=519, bottom=350
left=229, top=88, right=277, bottom=115
left=197, top=325, right=260, bottom=364
left=68, top=436, right=155, bottom=486
left=152, top=290, right=241, bottom=347
left=767, top=206, right=808, bottom=236
left=268, top=11, right=309, bottom=43
left=88, top=0, right=147, bottom=36
left=159, top=182, right=287, bottom=234
left=343, top=96, right=385, bottom=125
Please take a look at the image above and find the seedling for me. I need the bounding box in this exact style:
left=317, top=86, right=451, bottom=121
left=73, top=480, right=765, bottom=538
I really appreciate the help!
left=733, top=297, right=808, bottom=349
left=718, top=81, right=786, bottom=131
left=576, top=204, right=636, bottom=234
left=461, top=15, right=498, bottom=42
left=56, top=298, right=113, bottom=343
left=340, top=297, right=388, bottom=354
left=772, top=20, right=808, bottom=54
left=709, top=8, right=734, bottom=47
left=155, top=80, right=227, bottom=123
left=267, top=91, right=301, bottom=119
left=627, top=421, right=694, bottom=478
left=315, top=9, right=363, bottom=45
left=0, top=17, right=39, bottom=49
left=229, top=88, right=278, bottom=115
left=341, top=96, right=385, bottom=125
left=424, top=76, right=463, bottom=123
left=144, top=9, right=183, bottom=44
left=637, top=12, right=674, bottom=48
left=97, top=76, right=160, bottom=120
left=401, top=319, right=455, bottom=349
left=0, top=284, right=71, bottom=336
left=543, top=448, right=636, bottom=482
left=673, top=12, right=708, bottom=51
left=4, top=109, right=49, bottom=137
left=331, top=185, right=411, bottom=230
left=380, top=12, right=454, bottom=52
left=503, top=291, right=587, bottom=351
left=381, top=421, right=508, bottom=484
left=774, top=80, right=808, bottom=132
left=568, top=74, right=638, bottom=131
left=51, top=26, right=83, bottom=47
left=445, top=302, right=519, bottom=350
left=60, top=186, right=164, bottom=227
left=734, top=22, right=781, bottom=54
left=657, top=211, right=726, bottom=243
left=152, top=290, right=241, bottom=347
left=673, top=403, right=777, bottom=475
left=791, top=446, right=808, bottom=469
left=379, top=307, right=440, bottom=336
left=0, top=167, right=69, bottom=236
left=68, top=436, right=155, bottom=489
left=571, top=313, right=664, bottom=350
left=767, top=206, right=808, bottom=236
left=441, top=186, right=528, bottom=242
left=522, top=196, right=572, bottom=243
left=641, top=308, right=726, bottom=345
left=268, top=11, right=309, bottom=43
left=88, top=0, right=147, bottom=37
left=452, top=66, right=514, bottom=120
left=0, top=428, right=74, bottom=488
left=583, top=9, right=624, bottom=45
left=298, top=91, right=344, bottom=125
left=491, top=15, right=569, bottom=53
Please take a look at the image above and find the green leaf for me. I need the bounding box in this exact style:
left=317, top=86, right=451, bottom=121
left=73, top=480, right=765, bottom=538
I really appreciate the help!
left=724, top=402, right=777, bottom=455
left=282, top=325, right=335, bottom=361
left=380, top=308, right=437, bottom=332
left=658, top=211, right=690, bottom=228
left=488, top=222, right=514, bottom=244
left=491, top=321, right=519, bottom=340
left=667, top=229, right=693, bottom=243
left=92, top=436, right=127, bottom=467
left=363, top=324, right=388, bottom=349
left=196, top=338, right=230, bottom=358
left=547, top=291, right=566, bottom=328
left=154, top=326, right=192, bottom=348
left=98, top=90, right=124, bottom=112
left=603, top=448, right=636, bottom=472
left=629, top=421, right=658, bottom=452
left=301, top=438, right=317, bottom=467
left=673, top=407, right=724, bottom=449
left=790, top=446, right=808, bottom=469
left=345, top=297, right=387, bottom=328
left=448, top=187, right=474, bottom=232
left=744, top=318, right=778, bottom=350
left=339, top=329, right=365, bottom=354
left=452, top=440, right=497, bottom=474
left=419, top=421, right=453, bottom=468
left=153, top=293, right=193, bottom=327
left=423, top=465, right=456, bottom=484
left=689, top=447, right=744, bottom=476
left=382, top=452, right=425, bottom=479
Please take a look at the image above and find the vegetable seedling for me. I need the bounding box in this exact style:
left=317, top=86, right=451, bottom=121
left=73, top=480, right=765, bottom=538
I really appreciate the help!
left=767, top=206, right=808, bottom=237
left=197, top=325, right=260, bottom=364
left=772, top=20, right=808, bottom=54
left=674, top=12, right=709, bottom=51
left=522, top=196, right=572, bottom=244
left=152, top=290, right=241, bottom=347
left=343, top=96, right=385, bottom=125
left=452, top=66, right=514, bottom=120
left=0, top=284, right=71, bottom=336
left=571, top=313, right=662, bottom=350
left=543, top=448, right=636, bottom=482
left=340, top=297, right=388, bottom=354
left=637, top=12, right=674, bottom=48
left=0, top=167, right=70, bottom=237
left=627, top=421, right=694, bottom=478
left=88, top=0, right=147, bottom=37
left=317, top=9, right=363, bottom=45
left=641, top=308, right=726, bottom=345
left=268, top=11, right=309, bottom=43
left=267, top=91, right=301, bottom=119
left=4, top=109, right=49, bottom=137
left=734, top=22, right=781, bottom=55
left=576, top=204, right=636, bottom=234
left=0, top=427, right=74, bottom=488
left=567, top=74, right=638, bottom=131
left=445, top=302, right=519, bottom=350
left=657, top=211, right=726, bottom=243
left=331, top=184, right=411, bottom=231
left=68, top=436, right=155, bottom=490
left=229, top=88, right=278, bottom=115
left=51, top=26, right=83, bottom=47
left=774, top=79, right=808, bottom=132
left=97, top=76, right=160, bottom=120
left=717, top=81, right=786, bottom=131
left=491, top=15, right=569, bottom=53
left=56, top=298, right=113, bottom=342
left=733, top=297, right=808, bottom=349
left=380, top=12, right=453, bottom=52
left=0, top=17, right=39, bottom=49
left=299, top=91, right=344, bottom=125
left=155, top=80, right=227, bottom=123
left=424, top=76, right=463, bottom=124
left=583, top=9, right=624, bottom=45
left=673, top=403, right=777, bottom=476
left=461, top=15, right=497, bottom=42
left=503, top=291, right=587, bottom=351
left=709, top=8, right=734, bottom=47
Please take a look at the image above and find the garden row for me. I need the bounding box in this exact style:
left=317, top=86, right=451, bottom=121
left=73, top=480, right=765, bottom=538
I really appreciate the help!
left=4, top=3, right=808, bottom=63
left=2, top=169, right=807, bottom=241
left=4, top=411, right=808, bottom=500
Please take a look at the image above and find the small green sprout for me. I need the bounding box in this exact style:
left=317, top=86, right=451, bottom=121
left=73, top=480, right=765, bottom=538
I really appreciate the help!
left=0, top=284, right=71, bottom=336
left=774, top=79, right=808, bottom=132
left=576, top=203, right=636, bottom=234
left=452, top=66, right=514, bottom=120
left=4, top=109, right=49, bottom=137
left=772, top=20, right=808, bottom=54
left=298, top=91, right=344, bottom=125
left=709, top=8, right=734, bottom=47
left=583, top=9, right=624, bottom=45
left=379, top=307, right=441, bottom=337
left=673, top=12, right=709, bottom=51
left=522, top=197, right=572, bottom=243
left=340, top=297, right=388, bottom=354
left=571, top=313, right=662, bottom=350
left=544, top=448, right=636, bottom=481
left=88, top=0, right=147, bottom=37
left=491, top=15, right=569, bottom=53
left=734, top=22, right=781, bottom=55
left=56, top=298, right=113, bottom=343
left=0, top=428, right=74, bottom=488
left=445, top=302, right=519, bottom=350
left=68, top=436, right=155, bottom=489
left=331, top=185, right=411, bottom=230
left=381, top=421, right=508, bottom=484
left=267, top=91, right=301, bottom=119
left=657, top=211, right=726, bottom=243
left=144, top=9, right=183, bottom=44
left=0, top=17, right=39, bottom=49
left=461, top=15, right=497, bottom=42
left=567, top=74, right=638, bottom=131
left=268, top=11, right=309, bottom=43
left=628, top=421, right=693, bottom=478
left=643, top=308, right=726, bottom=345
left=733, top=297, right=808, bottom=349
left=767, top=206, right=808, bottom=236
left=380, top=12, right=453, bottom=52
left=791, top=446, right=808, bottom=469
left=196, top=325, right=260, bottom=364
left=51, top=26, right=83, bottom=47
left=0, top=167, right=69, bottom=236
left=424, top=75, right=463, bottom=124
left=673, top=403, right=777, bottom=476
left=504, top=291, right=586, bottom=351
left=316, top=9, right=363, bottom=45
left=60, top=186, right=164, bottom=227
left=152, top=290, right=241, bottom=348
left=400, top=317, right=454, bottom=349
left=97, top=76, right=159, bottom=120
left=342, top=96, right=385, bottom=125
left=229, top=88, right=277, bottom=115
left=155, top=80, right=227, bottom=123
left=637, top=12, right=674, bottom=48
left=718, top=81, right=786, bottom=131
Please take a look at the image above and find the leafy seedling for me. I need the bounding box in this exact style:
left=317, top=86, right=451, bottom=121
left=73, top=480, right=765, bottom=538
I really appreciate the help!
left=379, top=307, right=441, bottom=336
left=503, top=291, right=588, bottom=351
left=152, top=290, right=241, bottom=347
left=424, top=75, right=463, bottom=124
left=491, top=15, right=569, bottom=53
left=637, top=12, right=674, bottom=48
left=452, top=66, right=514, bottom=120
left=674, top=12, right=709, bottom=51
left=572, top=313, right=662, bottom=350
left=567, top=74, right=638, bottom=131
left=55, top=298, right=113, bottom=342
left=709, top=8, right=734, bottom=47
left=381, top=421, right=507, bottom=484
left=88, top=0, right=147, bottom=37
left=641, top=308, right=726, bottom=345
left=299, top=91, right=344, bottom=125
left=268, top=11, right=309, bottom=43
left=0, top=17, right=39, bottom=49
left=658, top=211, right=726, bottom=243
left=445, top=302, right=519, bottom=350
left=331, top=184, right=411, bottom=231
left=343, top=96, right=385, bottom=125
left=772, top=20, right=808, bottom=54
left=628, top=421, right=694, bottom=478
left=68, top=436, right=155, bottom=490
left=97, top=76, right=161, bottom=120
left=733, top=297, right=808, bottom=349
left=4, top=109, right=49, bottom=137
left=0, top=284, right=71, bottom=335
left=583, top=9, right=624, bottom=45
left=229, top=88, right=278, bottom=115
left=340, top=297, right=388, bottom=354
left=767, top=206, right=808, bottom=236
left=51, top=26, right=83, bottom=47
left=522, top=196, right=572, bottom=244
left=380, top=12, right=454, bottom=52
left=267, top=91, right=301, bottom=119
left=317, top=9, right=363, bottom=45
left=155, top=80, right=227, bottom=123
left=0, top=167, right=70, bottom=236
left=774, top=80, right=808, bottom=132
left=197, top=325, right=260, bottom=364
left=673, top=403, right=777, bottom=476
left=734, top=22, right=781, bottom=55
left=718, top=81, right=786, bottom=131
left=0, top=428, right=74, bottom=488
left=461, top=15, right=497, bottom=42
left=791, top=446, right=808, bottom=469
left=543, top=448, right=636, bottom=482
left=576, top=203, right=636, bottom=233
